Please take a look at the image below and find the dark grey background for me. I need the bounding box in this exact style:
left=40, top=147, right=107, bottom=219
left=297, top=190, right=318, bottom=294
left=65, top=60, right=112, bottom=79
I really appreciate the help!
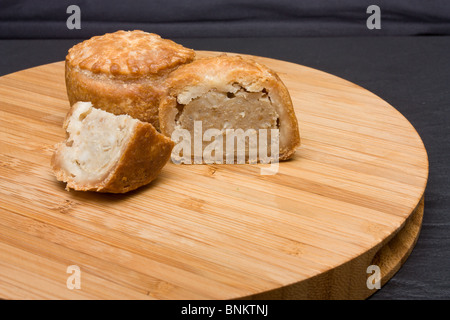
left=0, top=1, right=449, bottom=300
left=1, top=0, right=450, bottom=38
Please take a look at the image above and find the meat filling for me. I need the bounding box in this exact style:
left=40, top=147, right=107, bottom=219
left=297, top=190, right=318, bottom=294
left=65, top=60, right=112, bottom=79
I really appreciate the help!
left=175, top=88, right=279, bottom=132
left=58, top=102, right=136, bottom=184
left=173, top=88, right=280, bottom=163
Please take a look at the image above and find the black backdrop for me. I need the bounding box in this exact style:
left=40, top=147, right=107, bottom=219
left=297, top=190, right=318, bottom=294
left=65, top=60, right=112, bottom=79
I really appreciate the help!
left=1, top=0, right=450, bottom=39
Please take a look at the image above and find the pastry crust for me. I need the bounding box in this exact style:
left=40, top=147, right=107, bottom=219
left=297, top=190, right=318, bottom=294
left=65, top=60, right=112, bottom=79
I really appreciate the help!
left=65, top=30, right=195, bottom=130
left=159, top=54, right=300, bottom=161
left=51, top=102, right=174, bottom=193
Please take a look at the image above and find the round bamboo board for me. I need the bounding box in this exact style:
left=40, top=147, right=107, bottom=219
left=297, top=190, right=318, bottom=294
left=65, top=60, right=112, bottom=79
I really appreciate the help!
left=0, top=51, right=428, bottom=300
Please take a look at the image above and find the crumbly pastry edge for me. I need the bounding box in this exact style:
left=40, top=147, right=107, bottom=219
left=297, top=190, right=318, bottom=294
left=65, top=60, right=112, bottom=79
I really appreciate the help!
left=159, top=54, right=301, bottom=161
left=51, top=108, right=175, bottom=193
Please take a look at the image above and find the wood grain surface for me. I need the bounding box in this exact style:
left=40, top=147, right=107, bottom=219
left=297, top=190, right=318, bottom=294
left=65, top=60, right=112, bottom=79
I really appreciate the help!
left=0, top=51, right=428, bottom=300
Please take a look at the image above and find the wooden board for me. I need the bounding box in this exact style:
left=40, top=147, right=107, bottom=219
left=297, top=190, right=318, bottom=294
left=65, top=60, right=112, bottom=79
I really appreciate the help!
left=0, top=51, right=428, bottom=300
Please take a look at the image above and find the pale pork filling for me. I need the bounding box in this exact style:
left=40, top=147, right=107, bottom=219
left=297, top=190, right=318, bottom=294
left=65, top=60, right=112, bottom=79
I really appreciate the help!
left=176, top=89, right=279, bottom=132
left=174, top=88, right=280, bottom=162
left=59, top=102, right=136, bottom=184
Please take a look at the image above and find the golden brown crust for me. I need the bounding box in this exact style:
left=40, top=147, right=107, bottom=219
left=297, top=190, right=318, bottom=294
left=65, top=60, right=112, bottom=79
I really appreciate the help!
left=162, top=54, right=276, bottom=95
left=51, top=111, right=174, bottom=194
left=65, top=30, right=195, bottom=130
left=65, top=62, right=163, bottom=129
left=98, top=122, right=174, bottom=193
left=159, top=54, right=300, bottom=161
left=66, top=30, right=195, bottom=78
